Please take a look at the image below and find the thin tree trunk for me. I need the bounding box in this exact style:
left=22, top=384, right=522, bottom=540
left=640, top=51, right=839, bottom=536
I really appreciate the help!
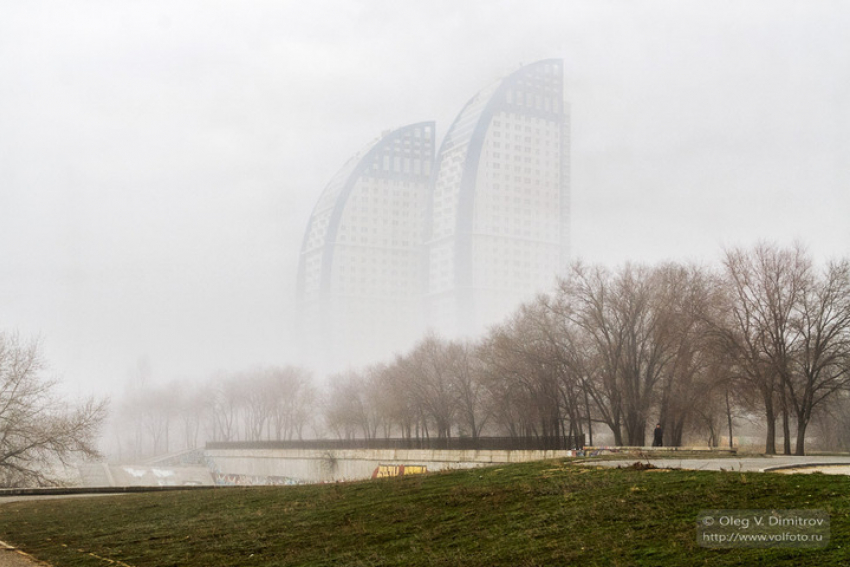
left=725, top=389, right=734, bottom=450
left=584, top=386, right=593, bottom=446
left=765, top=402, right=776, bottom=455
left=795, top=418, right=808, bottom=456
left=782, top=404, right=792, bottom=455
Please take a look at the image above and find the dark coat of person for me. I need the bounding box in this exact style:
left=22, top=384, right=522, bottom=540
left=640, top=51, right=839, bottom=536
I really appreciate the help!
left=652, top=424, right=663, bottom=447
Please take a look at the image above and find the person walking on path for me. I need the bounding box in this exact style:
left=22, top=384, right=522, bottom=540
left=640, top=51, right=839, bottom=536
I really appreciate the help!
left=652, top=424, right=663, bottom=447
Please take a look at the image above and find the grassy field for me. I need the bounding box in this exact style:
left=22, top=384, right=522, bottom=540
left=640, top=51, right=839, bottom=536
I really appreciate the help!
left=1, top=460, right=848, bottom=566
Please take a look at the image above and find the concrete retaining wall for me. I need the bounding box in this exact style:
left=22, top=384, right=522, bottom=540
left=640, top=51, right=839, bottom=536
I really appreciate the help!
left=205, top=448, right=575, bottom=483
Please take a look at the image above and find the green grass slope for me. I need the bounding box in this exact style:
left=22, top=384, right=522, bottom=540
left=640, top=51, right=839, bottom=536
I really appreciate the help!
left=1, top=460, right=848, bottom=566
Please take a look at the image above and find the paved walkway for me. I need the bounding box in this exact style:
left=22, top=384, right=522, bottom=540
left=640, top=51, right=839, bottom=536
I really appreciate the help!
left=0, top=543, right=49, bottom=567
left=585, top=455, right=850, bottom=473
left=0, top=493, right=126, bottom=505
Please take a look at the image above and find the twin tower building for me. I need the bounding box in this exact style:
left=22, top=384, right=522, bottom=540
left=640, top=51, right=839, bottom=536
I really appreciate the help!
left=297, top=60, right=570, bottom=370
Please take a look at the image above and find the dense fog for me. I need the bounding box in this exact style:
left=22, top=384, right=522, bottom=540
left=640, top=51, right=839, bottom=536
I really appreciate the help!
left=2, top=2, right=848, bottom=447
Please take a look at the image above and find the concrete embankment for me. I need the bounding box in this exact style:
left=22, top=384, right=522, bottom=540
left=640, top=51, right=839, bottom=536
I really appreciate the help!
left=204, top=447, right=578, bottom=483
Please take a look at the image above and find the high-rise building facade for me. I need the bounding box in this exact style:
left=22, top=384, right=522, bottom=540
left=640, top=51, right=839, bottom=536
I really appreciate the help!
left=297, top=122, right=435, bottom=368
left=425, top=59, right=570, bottom=335
left=298, top=60, right=569, bottom=368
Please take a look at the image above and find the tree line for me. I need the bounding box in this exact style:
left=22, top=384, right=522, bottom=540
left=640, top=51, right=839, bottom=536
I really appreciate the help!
left=7, top=242, right=847, bottom=485
left=112, top=243, right=850, bottom=459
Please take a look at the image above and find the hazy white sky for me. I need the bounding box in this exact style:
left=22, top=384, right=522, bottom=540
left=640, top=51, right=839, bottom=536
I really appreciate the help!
left=1, top=1, right=848, bottom=395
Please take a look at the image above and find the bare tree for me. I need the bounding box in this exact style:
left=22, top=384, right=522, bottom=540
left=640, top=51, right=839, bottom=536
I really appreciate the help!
left=266, top=366, right=315, bottom=441
left=813, top=391, right=850, bottom=451
left=139, top=386, right=172, bottom=454
left=559, top=263, right=677, bottom=445
left=398, top=335, right=459, bottom=439
left=372, top=361, right=417, bottom=439
left=714, top=243, right=850, bottom=455
left=234, top=370, right=277, bottom=442
left=653, top=264, right=731, bottom=446
left=209, top=376, right=242, bottom=442
left=449, top=341, right=491, bottom=439
left=178, top=385, right=209, bottom=450
left=0, top=333, right=107, bottom=487
left=785, top=259, right=850, bottom=454
left=324, top=369, right=381, bottom=440
left=481, top=301, right=582, bottom=443
left=718, top=244, right=807, bottom=454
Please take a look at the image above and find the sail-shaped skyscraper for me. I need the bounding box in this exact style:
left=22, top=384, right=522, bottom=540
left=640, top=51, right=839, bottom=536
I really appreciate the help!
left=298, top=60, right=569, bottom=368
left=425, top=59, right=570, bottom=335
left=297, top=122, right=435, bottom=368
